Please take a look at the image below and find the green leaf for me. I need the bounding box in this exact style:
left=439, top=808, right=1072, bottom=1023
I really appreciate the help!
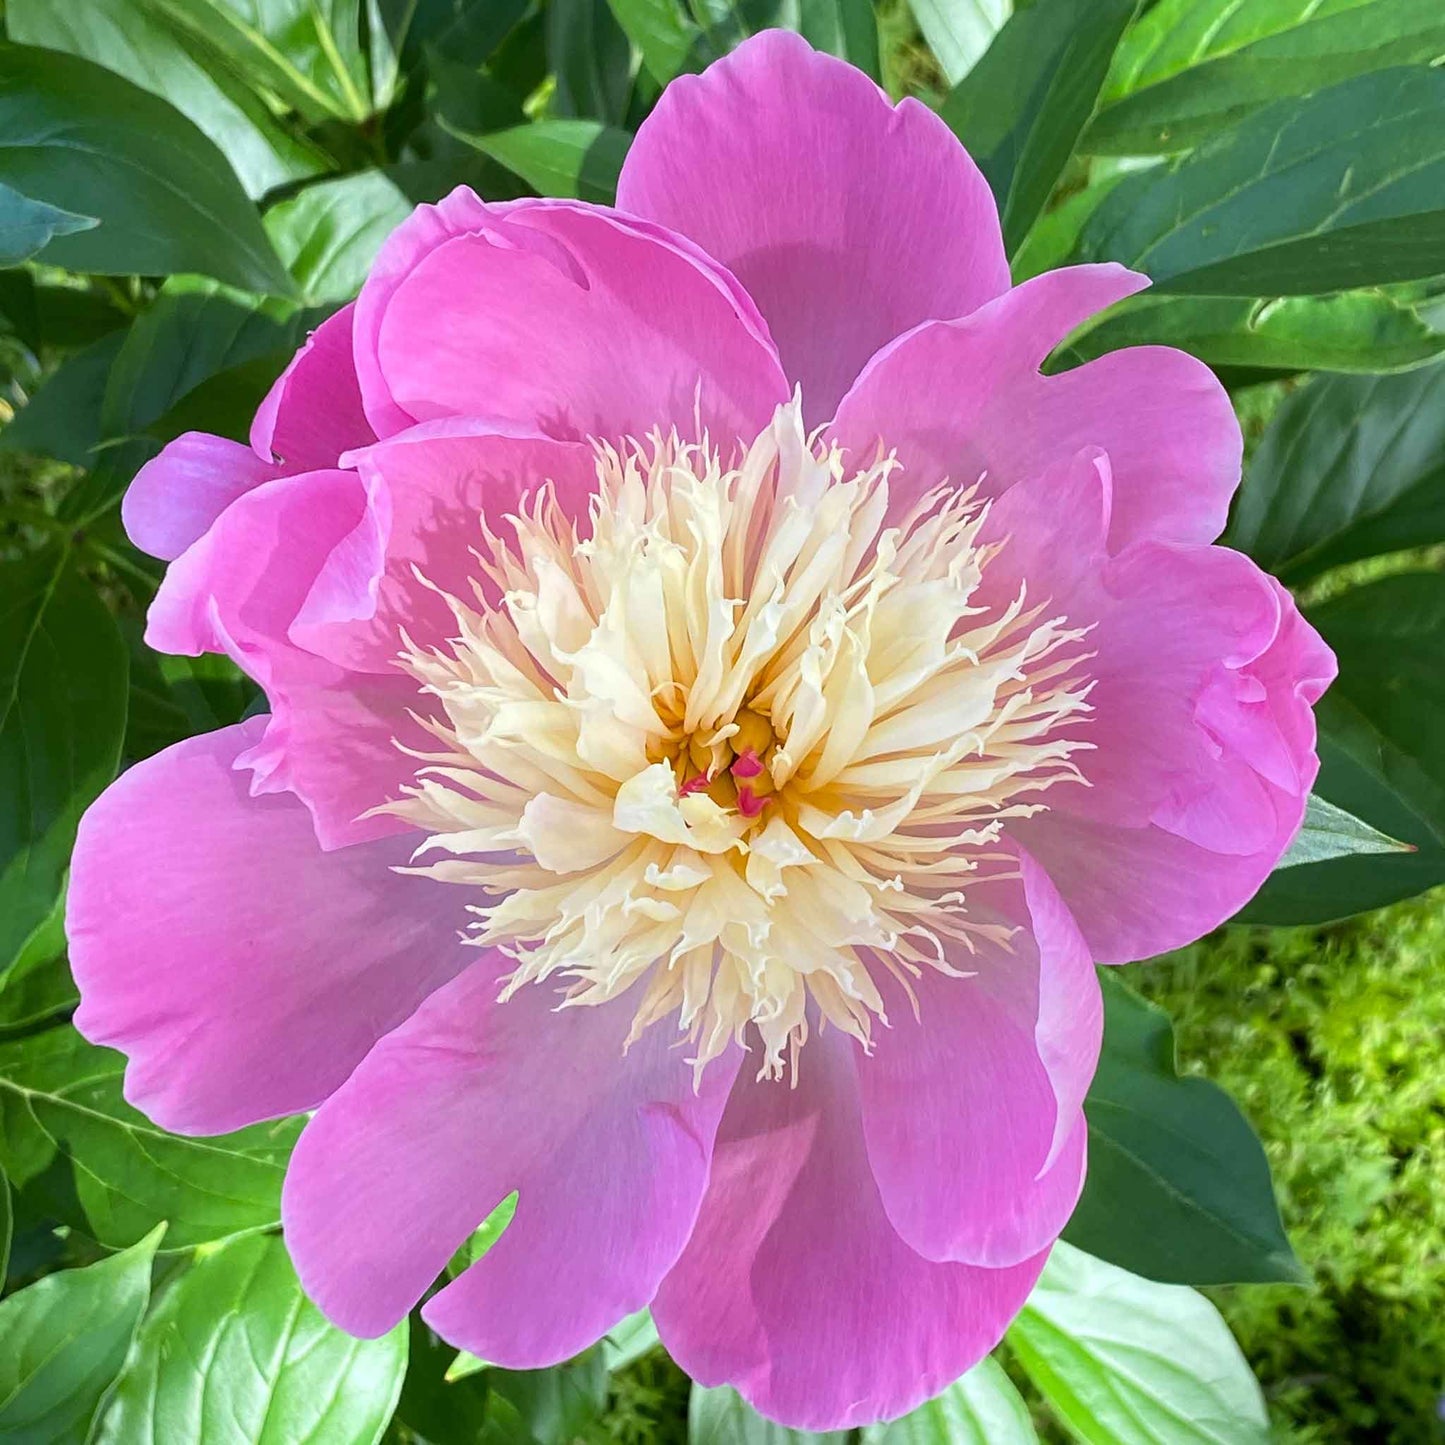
left=0, top=1024, right=300, bottom=1250
left=0, top=1224, right=163, bottom=1444
left=0, top=896, right=77, bottom=1037
left=605, top=0, right=712, bottom=85
left=124, top=630, right=258, bottom=766
left=0, top=182, right=96, bottom=268
left=859, top=1358, right=1038, bottom=1443
left=1070, top=289, right=1445, bottom=376
left=0, top=44, right=293, bottom=294
left=1226, top=360, right=1445, bottom=584
left=265, top=171, right=416, bottom=305
left=547, top=0, right=635, bottom=125
left=101, top=276, right=321, bottom=444
left=940, top=0, right=1139, bottom=256
left=602, top=1309, right=660, bottom=1371
left=444, top=119, right=632, bottom=203
left=482, top=1351, right=609, bottom=1445
left=0, top=331, right=128, bottom=468
left=688, top=1384, right=848, bottom=1444
left=0, top=551, right=128, bottom=975
left=1278, top=793, right=1412, bottom=868
left=1063, top=972, right=1303, bottom=1285
left=1090, top=0, right=1445, bottom=156
left=1008, top=1242, right=1270, bottom=1445
left=0, top=1162, right=11, bottom=1283
left=796, top=0, right=881, bottom=82
left=1075, top=66, right=1445, bottom=297
left=94, top=1231, right=407, bottom=1444
left=5, top=0, right=326, bottom=198
left=907, top=0, right=1010, bottom=87
left=142, top=0, right=374, bottom=123
left=378, top=0, right=530, bottom=73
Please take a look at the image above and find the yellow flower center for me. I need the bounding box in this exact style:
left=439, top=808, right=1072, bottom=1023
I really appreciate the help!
left=383, top=399, right=1093, bottom=1081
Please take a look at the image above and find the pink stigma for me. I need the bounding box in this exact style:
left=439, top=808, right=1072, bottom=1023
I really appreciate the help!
left=737, top=786, right=768, bottom=819
left=731, top=748, right=764, bottom=780
left=678, top=771, right=713, bottom=798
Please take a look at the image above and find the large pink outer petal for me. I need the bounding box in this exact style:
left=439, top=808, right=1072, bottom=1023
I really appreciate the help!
left=283, top=965, right=740, bottom=1363
left=352, top=189, right=788, bottom=446
left=67, top=721, right=467, bottom=1136
left=977, top=452, right=1335, bottom=959
left=652, top=1030, right=1047, bottom=1432
left=829, top=265, right=1240, bottom=551
left=855, top=853, right=1101, bottom=1269
left=1014, top=569, right=1335, bottom=961
left=618, top=30, right=1010, bottom=426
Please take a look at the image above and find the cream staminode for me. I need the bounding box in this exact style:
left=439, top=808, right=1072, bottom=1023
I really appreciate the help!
left=383, top=398, right=1094, bottom=1080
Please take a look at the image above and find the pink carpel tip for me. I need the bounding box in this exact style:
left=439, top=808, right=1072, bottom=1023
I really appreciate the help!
left=678, top=771, right=713, bottom=797
left=737, top=786, right=768, bottom=819
left=731, top=748, right=764, bottom=780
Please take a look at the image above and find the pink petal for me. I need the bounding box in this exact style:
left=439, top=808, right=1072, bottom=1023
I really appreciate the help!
left=145, top=468, right=420, bottom=847
left=830, top=265, right=1238, bottom=550
left=354, top=189, right=787, bottom=445
left=123, top=432, right=282, bottom=561
left=855, top=852, right=1101, bottom=1269
left=301, top=420, right=600, bottom=674
left=67, top=721, right=467, bottom=1136
left=1014, top=562, right=1335, bottom=961
left=250, top=304, right=375, bottom=472
left=618, top=30, right=1010, bottom=426
left=652, top=1031, right=1047, bottom=1432
left=283, top=965, right=739, bottom=1359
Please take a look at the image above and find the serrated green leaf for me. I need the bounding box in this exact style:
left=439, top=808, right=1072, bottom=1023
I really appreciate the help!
left=0, top=551, right=127, bottom=975
left=5, top=0, right=326, bottom=198
left=94, top=1231, right=406, bottom=1444
left=1278, top=794, right=1412, bottom=868
left=0, top=44, right=293, bottom=294
left=0, top=1024, right=300, bottom=1250
left=265, top=170, right=414, bottom=305
left=1227, top=360, right=1445, bottom=583
left=0, top=1224, right=163, bottom=1444
left=860, top=1358, right=1038, bottom=1443
left=1070, top=289, right=1445, bottom=375
left=1076, top=65, right=1445, bottom=296
left=444, top=118, right=632, bottom=203
left=907, top=0, right=1010, bottom=87
left=1008, top=1243, right=1269, bottom=1445
left=940, top=0, right=1139, bottom=256
left=1089, top=0, right=1445, bottom=155
left=688, top=1384, right=848, bottom=1444
left=1063, top=973, right=1302, bottom=1285
left=0, top=182, right=96, bottom=268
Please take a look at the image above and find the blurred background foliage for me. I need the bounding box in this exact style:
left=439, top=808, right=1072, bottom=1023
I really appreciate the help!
left=3, top=0, right=1445, bottom=1441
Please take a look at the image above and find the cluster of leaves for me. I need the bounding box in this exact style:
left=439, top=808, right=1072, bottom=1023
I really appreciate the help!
left=2, top=0, right=1445, bottom=1440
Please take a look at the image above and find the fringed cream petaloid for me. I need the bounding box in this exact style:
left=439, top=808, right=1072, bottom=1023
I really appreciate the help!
left=381, top=398, right=1094, bottom=1081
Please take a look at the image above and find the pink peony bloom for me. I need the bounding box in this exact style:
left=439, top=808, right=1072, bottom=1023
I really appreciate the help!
left=69, top=31, right=1334, bottom=1430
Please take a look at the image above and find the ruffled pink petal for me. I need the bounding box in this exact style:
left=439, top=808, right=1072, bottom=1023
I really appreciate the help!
left=353, top=189, right=788, bottom=445
left=283, top=964, right=739, bottom=1359
left=123, top=433, right=282, bottom=561
left=250, top=304, right=374, bottom=471
left=652, top=1031, right=1047, bottom=1432
left=145, top=468, right=421, bottom=847
left=618, top=30, right=1010, bottom=426
left=67, top=721, right=466, bottom=1136
left=299, top=420, right=600, bottom=674
left=855, top=852, right=1100, bottom=1269
left=1013, top=557, right=1335, bottom=961
left=830, top=266, right=1238, bottom=550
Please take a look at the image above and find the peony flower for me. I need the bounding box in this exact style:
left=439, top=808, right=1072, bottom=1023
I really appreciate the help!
left=69, top=30, right=1334, bottom=1431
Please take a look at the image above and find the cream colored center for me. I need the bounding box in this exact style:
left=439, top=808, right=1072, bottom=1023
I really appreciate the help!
left=383, top=398, right=1093, bottom=1081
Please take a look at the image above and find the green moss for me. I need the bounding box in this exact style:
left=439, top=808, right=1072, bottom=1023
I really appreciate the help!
left=1124, top=894, right=1445, bottom=1442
